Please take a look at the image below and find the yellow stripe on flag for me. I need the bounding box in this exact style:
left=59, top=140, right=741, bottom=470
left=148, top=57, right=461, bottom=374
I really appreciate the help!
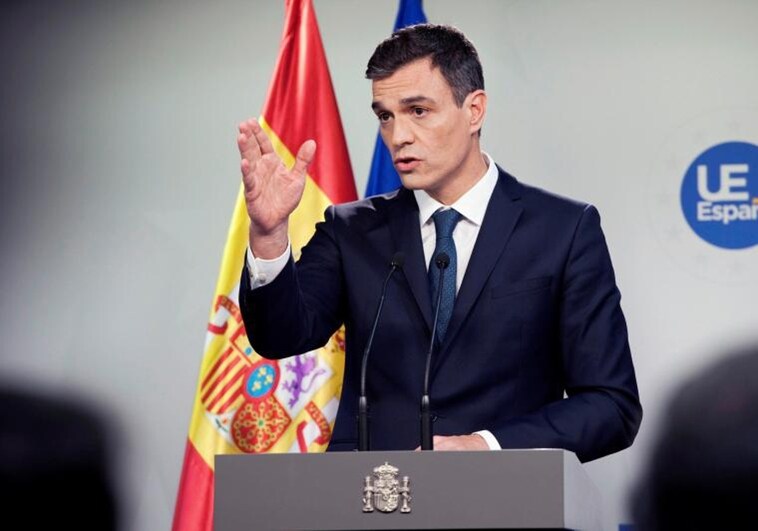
left=260, top=117, right=333, bottom=257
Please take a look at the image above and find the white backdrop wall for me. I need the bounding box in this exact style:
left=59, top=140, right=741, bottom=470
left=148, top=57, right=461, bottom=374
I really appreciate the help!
left=1, top=1, right=757, bottom=529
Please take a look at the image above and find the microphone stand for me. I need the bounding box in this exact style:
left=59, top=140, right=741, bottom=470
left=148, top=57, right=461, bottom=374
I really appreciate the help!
left=421, top=252, right=449, bottom=451
left=357, top=253, right=404, bottom=451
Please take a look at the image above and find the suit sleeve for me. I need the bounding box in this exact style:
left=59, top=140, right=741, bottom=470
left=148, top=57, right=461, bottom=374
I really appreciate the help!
left=238, top=206, right=345, bottom=359
left=491, top=205, right=642, bottom=462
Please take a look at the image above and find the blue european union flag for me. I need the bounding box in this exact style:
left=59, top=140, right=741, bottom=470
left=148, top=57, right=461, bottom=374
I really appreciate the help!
left=364, top=0, right=427, bottom=197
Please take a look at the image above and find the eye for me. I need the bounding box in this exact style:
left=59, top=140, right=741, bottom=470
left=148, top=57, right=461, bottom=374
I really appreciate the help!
left=412, top=107, right=427, bottom=117
left=377, top=111, right=392, bottom=123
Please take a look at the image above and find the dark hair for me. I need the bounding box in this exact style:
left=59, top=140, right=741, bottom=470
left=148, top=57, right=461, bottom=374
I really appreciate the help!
left=366, top=24, right=484, bottom=107
left=0, top=387, right=119, bottom=529
left=632, top=345, right=758, bottom=530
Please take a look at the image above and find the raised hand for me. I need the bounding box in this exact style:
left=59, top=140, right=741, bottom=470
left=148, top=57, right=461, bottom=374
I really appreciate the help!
left=238, top=118, right=316, bottom=258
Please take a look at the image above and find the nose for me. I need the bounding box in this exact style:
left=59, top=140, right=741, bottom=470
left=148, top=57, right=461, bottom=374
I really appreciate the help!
left=390, top=116, right=414, bottom=149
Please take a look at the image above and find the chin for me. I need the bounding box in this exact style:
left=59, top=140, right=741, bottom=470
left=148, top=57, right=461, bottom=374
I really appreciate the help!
left=397, top=173, right=430, bottom=190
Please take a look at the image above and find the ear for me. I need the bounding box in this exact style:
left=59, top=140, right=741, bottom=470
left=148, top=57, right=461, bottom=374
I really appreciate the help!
left=465, top=90, right=487, bottom=135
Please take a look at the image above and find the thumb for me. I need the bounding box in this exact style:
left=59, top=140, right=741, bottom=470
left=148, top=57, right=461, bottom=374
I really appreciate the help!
left=292, top=139, right=316, bottom=177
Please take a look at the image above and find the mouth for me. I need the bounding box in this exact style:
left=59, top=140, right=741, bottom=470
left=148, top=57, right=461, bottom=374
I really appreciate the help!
left=394, top=156, right=421, bottom=173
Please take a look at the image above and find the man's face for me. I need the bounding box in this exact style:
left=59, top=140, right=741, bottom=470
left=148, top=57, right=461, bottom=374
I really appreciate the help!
left=371, top=57, right=483, bottom=201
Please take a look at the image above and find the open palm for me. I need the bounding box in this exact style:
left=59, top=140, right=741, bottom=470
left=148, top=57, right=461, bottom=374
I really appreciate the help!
left=238, top=118, right=315, bottom=236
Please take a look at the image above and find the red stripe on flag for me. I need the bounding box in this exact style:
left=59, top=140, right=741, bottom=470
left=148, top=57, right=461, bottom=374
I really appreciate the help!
left=205, top=372, right=245, bottom=412
left=172, top=440, right=213, bottom=531
left=261, top=0, right=356, bottom=205
left=296, top=420, right=309, bottom=453
left=207, top=322, right=227, bottom=335
left=200, top=347, right=236, bottom=393
left=201, top=355, right=242, bottom=405
left=216, top=387, right=244, bottom=414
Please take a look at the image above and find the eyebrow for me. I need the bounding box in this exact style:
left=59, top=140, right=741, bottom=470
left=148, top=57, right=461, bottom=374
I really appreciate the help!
left=400, top=95, right=436, bottom=106
left=371, top=95, right=436, bottom=111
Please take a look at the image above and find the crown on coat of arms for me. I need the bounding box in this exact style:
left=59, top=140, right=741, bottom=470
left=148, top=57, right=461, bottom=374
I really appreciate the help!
left=373, top=462, right=399, bottom=477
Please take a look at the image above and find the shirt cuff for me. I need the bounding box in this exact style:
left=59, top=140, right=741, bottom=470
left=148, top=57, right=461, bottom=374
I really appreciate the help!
left=474, top=430, right=501, bottom=450
left=246, top=242, right=291, bottom=289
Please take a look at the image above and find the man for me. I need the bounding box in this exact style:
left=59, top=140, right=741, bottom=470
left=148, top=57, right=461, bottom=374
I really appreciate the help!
left=238, top=24, right=641, bottom=461
left=0, top=386, right=118, bottom=529
left=632, top=345, right=758, bottom=529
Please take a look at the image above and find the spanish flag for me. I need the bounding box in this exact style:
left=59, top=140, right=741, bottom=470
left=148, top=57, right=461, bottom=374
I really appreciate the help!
left=172, top=0, right=356, bottom=528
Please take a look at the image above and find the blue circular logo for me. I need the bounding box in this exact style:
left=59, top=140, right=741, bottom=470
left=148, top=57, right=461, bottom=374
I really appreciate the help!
left=680, top=141, right=758, bottom=249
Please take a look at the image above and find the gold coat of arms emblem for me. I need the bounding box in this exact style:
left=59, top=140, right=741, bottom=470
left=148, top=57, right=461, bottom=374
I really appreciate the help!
left=362, top=462, right=411, bottom=514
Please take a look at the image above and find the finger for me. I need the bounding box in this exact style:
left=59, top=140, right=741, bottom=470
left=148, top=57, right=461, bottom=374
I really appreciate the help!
left=291, top=139, right=317, bottom=179
left=250, top=119, right=275, bottom=155
left=241, top=159, right=261, bottom=202
left=241, top=158, right=252, bottom=185
left=432, top=436, right=453, bottom=451
left=432, top=435, right=448, bottom=446
left=244, top=153, right=278, bottom=201
left=238, top=132, right=262, bottom=165
left=433, top=435, right=466, bottom=451
left=238, top=118, right=263, bottom=163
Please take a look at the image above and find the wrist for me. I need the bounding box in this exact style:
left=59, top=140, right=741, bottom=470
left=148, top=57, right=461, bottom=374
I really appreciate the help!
left=249, top=222, right=289, bottom=259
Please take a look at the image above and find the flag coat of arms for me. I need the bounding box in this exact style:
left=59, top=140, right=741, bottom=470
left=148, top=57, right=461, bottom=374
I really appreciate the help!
left=172, top=1, right=357, bottom=528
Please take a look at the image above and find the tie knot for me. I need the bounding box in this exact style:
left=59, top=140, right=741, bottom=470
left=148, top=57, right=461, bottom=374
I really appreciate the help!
left=433, top=208, right=461, bottom=240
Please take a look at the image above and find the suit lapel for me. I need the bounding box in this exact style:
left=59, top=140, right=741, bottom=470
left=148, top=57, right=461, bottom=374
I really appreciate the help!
left=439, top=168, right=524, bottom=354
left=387, top=188, right=433, bottom=331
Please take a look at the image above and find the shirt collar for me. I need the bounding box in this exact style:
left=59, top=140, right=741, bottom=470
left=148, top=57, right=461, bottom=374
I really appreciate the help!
left=414, top=152, right=499, bottom=226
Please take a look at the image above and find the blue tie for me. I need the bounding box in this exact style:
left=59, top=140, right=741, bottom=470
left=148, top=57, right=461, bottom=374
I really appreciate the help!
left=428, top=208, right=461, bottom=343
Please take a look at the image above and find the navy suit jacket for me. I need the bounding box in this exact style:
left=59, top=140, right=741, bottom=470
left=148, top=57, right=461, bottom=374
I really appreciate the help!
left=239, top=167, right=642, bottom=462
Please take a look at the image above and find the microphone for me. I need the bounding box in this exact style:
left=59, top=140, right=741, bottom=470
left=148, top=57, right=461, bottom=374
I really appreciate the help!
left=421, top=252, right=450, bottom=450
left=358, top=252, right=405, bottom=451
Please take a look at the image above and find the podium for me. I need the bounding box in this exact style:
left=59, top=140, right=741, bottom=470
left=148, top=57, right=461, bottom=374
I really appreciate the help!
left=215, top=449, right=601, bottom=530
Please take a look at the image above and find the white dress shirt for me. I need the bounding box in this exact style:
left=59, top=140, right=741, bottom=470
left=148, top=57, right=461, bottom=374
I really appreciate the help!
left=246, top=153, right=502, bottom=450
left=414, top=153, right=499, bottom=291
